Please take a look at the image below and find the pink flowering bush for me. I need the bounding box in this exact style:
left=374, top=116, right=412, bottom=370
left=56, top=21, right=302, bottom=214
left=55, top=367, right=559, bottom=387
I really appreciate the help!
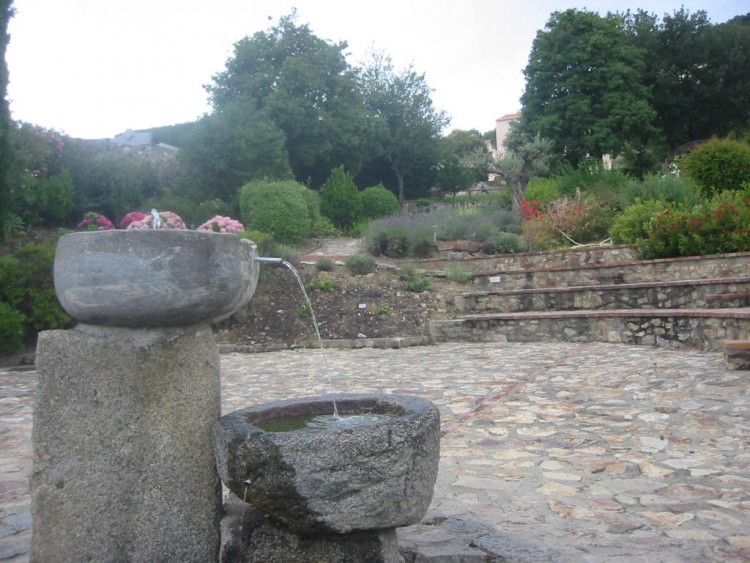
left=77, top=212, right=115, bottom=231
left=126, top=211, right=187, bottom=230
left=197, top=215, right=245, bottom=233
left=119, top=211, right=148, bottom=229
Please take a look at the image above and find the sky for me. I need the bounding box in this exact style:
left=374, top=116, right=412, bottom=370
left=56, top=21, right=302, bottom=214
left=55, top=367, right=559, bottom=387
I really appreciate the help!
left=5, top=0, right=748, bottom=140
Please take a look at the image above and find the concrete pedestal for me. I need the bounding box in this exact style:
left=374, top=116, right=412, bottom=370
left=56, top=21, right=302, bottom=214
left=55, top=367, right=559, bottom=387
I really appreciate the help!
left=31, top=323, right=222, bottom=562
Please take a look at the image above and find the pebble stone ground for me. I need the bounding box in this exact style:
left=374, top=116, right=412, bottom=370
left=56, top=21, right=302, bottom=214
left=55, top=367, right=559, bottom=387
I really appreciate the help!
left=2, top=341, right=749, bottom=562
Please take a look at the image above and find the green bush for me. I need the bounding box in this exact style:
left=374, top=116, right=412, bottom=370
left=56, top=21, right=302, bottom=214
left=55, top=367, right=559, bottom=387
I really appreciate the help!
left=446, top=265, right=472, bottom=284
left=238, top=230, right=273, bottom=255
left=636, top=190, right=750, bottom=259
left=0, top=241, right=73, bottom=350
left=315, top=258, right=335, bottom=272
left=482, top=232, right=523, bottom=255
left=345, top=254, right=376, bottom=275
left=681, top=139, right=750, bottom=198
left=366, top=223, right=412, bottom=258
left=623, top=173, right=701, bottom=207
left=0, top=302, right=26, bottom=355
left=404, top=272, right=432, bottom=293
left=307, top=276, right=335, bottom=293
left=267, top=243, right=301, bottom=267
left=609, top=200, right=669, bottom=244
left=360, top=185, right=401, bottom=219
left=319, top=166, right=363, bottom=232
left=240, top=180, right=314, bottom=244
left=409, top=226, right=437, bottom=258
left=526, top=177, right=561, bottom=205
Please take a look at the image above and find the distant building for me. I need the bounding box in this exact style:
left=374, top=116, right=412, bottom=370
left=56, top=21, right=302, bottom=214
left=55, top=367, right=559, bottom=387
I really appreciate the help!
left=113, top=129, right=153, bottom=146
left=495, top=113, right=521, bottom=156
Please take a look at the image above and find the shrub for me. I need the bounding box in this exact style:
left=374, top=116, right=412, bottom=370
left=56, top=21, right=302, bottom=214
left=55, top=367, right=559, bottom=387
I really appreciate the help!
left=400, top=264, right=432, bottom=292
left=239, top=230, right=274, bottom=255
left=307, top=276, right=335, bottom=293
left=609, top=200, right=668, bottom=244
left=680, top=138, right=750, bottom=197
left=345, top=254, right=376, bottom=275
left=372, top=305, right=393, bottom=315
left=543, top=194, right=613, bottom=244
left=404, top=273, right=432, bottom=293
left=240, top=180, right=314, bottom=244
left=409, top=226, right=437, bottom=258
left=360, top=185, right=401, bottom=219
left=446, top=265, right=472, bottom=284
left=623, top=173, right=701, bottom=207
left=267, top=243, right=301, bottom=267
left=0, top=302, right=26, bottom=355
left=0, top=241, right=73, bottom=348
left=636, top=190, right=750, bottom=259
left=482, top=232, right=523, bottom=255
left=315, top=258, right=335, bottom=272
left=526, top=177, right=561, bottom=204
left=319, top=166, right=363, bottom=232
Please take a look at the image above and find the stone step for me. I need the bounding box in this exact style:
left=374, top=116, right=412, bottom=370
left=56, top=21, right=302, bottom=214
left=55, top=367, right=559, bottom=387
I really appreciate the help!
left=418, top=244, right=636, bottom=274
left=723, top=339, right=750, bottom=370
left=452, top=277, right=750, bottom=314
left=429, top=308, right=750, bottom=351
left=470, top=251, right=750, bottom=291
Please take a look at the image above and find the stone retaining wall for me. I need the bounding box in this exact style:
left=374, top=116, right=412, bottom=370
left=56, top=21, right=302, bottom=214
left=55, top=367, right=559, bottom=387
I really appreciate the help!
left=430, top=310, right=750, bottom=351
left=472, top=252, right=750, bottom=291
left=418, top=245, right=636, bottom=274
left=454, top=278, right=750, bottom=313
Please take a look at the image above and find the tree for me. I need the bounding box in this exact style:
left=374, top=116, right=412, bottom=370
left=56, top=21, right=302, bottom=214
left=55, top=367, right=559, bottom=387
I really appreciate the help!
left=466, top=135, right=554, bottom=212
left=0, top=0, right=13, bottom=239
left=319, top=166, right=362, bottom=231
left=207, top=13, right=373, bottom=187
left=358, top=51, right=449, bottom=202
left=177, top=102, right=292, bottom=205
left=435, top=130, right=487, bottom=202
left=519, top=9, right=658, bottom=167
left=623, top=9, right=750, bottom=153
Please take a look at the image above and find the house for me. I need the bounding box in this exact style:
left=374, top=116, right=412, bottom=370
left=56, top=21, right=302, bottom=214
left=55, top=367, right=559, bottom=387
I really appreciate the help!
left=495, top=112, right=521, bottom=156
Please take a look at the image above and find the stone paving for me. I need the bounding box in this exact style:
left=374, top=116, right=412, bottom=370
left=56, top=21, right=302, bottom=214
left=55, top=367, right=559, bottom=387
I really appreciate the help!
left=2, top=342, right=749, bottom=561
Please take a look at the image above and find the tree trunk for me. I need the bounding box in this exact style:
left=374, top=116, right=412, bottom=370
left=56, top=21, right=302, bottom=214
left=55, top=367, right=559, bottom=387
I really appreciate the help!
left=511, top=179, right=526, bottom=215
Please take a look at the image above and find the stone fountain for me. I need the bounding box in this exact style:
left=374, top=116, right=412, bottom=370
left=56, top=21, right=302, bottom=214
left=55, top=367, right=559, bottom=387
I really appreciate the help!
left=214, top=394, right=440, bottom=562
left=31, top=229, right=441, bottom=562
left=31, top=229, right=259, bottom=561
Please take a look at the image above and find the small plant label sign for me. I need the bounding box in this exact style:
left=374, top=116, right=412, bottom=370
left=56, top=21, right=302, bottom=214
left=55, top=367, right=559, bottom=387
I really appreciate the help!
left=358, top=303, right=367, bottom=309
left=489, top=276, right=502, bottom=283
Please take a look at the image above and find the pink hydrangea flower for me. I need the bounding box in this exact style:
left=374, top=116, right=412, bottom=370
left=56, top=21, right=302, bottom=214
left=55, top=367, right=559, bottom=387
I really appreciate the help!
left=126, top=211, right=187, bottom=230
left=197, top=215, right=245, bottom=233
left=77, top=212, right=115, bottom=231
left=119, top=211, right=148, bottom=229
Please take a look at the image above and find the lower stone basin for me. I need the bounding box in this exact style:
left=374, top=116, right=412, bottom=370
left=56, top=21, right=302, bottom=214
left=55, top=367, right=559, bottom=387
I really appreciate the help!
left=54, top=230, right=259, bottom=327
left=213, top=394, right=441, bottom=535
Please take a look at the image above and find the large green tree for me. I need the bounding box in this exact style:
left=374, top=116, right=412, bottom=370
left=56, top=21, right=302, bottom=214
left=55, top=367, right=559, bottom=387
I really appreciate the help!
left=519, top=9, right=658, bottom=167
left=357, top=51, right=449, bottom=202
left=623, top=9, right=750, bottom=153
left=207, top=13, right=372, bottom=187
left=177, top=102, right=292, bottom=205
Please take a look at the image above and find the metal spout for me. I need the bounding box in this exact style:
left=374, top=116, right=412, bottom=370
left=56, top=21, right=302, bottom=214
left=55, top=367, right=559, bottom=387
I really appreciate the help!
left=254, top=256, right=284, bottom=265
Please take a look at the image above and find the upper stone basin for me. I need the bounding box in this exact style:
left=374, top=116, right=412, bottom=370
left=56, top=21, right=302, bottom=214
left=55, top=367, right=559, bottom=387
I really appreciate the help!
left=213, top=394, right=441, bottom=535
left=54, top=230, right=259, bottom=327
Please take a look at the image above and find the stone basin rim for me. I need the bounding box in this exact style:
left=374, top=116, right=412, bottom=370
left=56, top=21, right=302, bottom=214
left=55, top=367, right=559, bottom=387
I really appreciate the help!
left=226, top=393, right=432, bottom=434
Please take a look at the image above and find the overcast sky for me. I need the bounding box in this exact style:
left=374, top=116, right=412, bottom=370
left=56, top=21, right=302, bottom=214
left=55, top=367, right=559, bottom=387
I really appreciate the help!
left=5, top=0, right=747, bottom=139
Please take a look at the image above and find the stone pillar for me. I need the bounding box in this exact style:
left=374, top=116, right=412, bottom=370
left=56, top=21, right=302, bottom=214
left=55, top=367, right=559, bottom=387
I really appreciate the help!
left=31, top=323, right=221, bottom=562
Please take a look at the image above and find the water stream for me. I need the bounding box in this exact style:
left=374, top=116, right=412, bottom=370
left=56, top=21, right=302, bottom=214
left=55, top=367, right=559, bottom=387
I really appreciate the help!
left=256, top=257, right=339, bottom=418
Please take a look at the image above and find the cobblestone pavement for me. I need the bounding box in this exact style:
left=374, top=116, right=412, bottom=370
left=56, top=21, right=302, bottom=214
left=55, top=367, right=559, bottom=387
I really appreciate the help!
left=2, top=342, right=750, bottom=561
